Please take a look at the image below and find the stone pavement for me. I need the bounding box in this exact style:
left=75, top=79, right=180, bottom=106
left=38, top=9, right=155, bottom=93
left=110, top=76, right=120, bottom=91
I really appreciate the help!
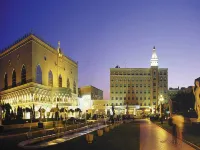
left=139, top=119, right=195, bottom=150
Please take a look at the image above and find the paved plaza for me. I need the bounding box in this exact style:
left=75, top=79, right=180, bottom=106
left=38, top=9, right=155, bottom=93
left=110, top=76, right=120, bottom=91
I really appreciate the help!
left=140, top=119, right=195, bottom=150
left=0, top=119, right=198, bottom=150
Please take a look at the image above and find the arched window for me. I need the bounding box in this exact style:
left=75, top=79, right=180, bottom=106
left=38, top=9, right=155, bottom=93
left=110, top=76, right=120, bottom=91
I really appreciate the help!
left=21, top=65, right=26, bottom=84
left=4, top=73, right=8, bottom=90
left=58, top=75, right=62, bottom=87
left=48, top=70, right=53, bottom=87
left=73, top=81, right=76, bottom=94
left=12, top=69, right=16, bottom=87
left=36, top=65, right=42, bottom=84
left=67, top=78, right=70, bottom=88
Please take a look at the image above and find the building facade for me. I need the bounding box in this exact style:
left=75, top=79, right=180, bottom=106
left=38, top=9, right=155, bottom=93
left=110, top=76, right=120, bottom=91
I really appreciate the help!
left=110, top=47, right=168, bottom=112
left=0, top=33, right=78, bottom=118
left=79, top=85, right=103, bottom=100
left=78, top=85, right=103, bottom=113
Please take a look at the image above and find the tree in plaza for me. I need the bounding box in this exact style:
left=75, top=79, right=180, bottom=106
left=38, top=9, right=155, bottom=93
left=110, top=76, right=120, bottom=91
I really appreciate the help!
left=16, top=106, right=23, bottom=120
left=112, top=104, right=115, bottom=116
left=75, top=108, right=81, bottom=118
left=3, top=103, right=12, bottom=121
left=55, top=104, right=59, bottom=120
left=171, top=91, right=195, bottom=115
left=111, top=104, right=115, bottom=123
left=10, top=110, right=15, bottom=120
left=32, top=104, right=35, bottom=119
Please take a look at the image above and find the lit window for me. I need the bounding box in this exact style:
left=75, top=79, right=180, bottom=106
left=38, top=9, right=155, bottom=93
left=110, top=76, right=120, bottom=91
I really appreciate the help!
left=58, top=75, right=62, bottom=87
left=12, top=69, right=16, bottom=87
left=36, top=65, right=42, bottom=84
left=21, top=65, right=26, bottom=84
left=48, top=70, right=53, bottom=87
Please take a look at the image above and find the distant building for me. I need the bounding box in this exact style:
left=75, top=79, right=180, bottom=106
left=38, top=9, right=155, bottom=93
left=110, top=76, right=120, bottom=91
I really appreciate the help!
left=110, top=47, right=168, bottom=112
left=168, top=87, right=180, bottom=99
left=79, top=85, right=103, bottom=100
left=168, top=86, right=192, bottom=99
left=78, top=85, right=103, bottom=112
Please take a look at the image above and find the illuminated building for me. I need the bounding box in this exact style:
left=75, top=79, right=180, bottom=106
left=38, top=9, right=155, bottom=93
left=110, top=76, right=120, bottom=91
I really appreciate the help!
left=79, top=85, right=103, bottom=100
left=0, top=33, right=78, bottom=118
left=78, top=85, right=103, bottom=113
left=110, top=47, right=168, bottom=113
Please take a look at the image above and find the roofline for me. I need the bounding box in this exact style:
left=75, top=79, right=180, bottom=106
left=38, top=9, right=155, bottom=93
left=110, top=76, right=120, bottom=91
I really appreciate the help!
left=79, top=85, right=103, bottom=92
left=0, top=33, right=78, bottom=65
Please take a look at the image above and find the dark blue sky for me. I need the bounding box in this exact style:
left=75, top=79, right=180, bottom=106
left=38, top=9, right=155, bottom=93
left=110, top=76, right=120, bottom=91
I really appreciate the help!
left=1, top=0, right=200, bottom=99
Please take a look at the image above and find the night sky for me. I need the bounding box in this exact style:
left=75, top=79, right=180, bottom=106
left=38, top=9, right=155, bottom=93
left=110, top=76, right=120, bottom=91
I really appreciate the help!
left=1, top=0, right=200, bottom=99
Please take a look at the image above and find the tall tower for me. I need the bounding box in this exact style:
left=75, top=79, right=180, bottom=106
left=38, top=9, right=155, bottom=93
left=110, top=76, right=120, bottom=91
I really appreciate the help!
left=150, top=46, right=159, bottom=113
left=150, top=46, right=158, bottom=67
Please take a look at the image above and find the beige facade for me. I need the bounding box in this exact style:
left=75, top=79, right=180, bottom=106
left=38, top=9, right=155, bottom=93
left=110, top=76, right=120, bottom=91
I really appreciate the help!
left=79, top=85, right=103, bottom=100
left=110, top=47, right=168, bottom=111
left=0, top=33, right=78, bottom=118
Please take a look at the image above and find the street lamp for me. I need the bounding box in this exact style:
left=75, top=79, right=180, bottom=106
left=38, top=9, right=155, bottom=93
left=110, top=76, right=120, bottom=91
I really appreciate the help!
left=159, top=95, right=164, bottom=117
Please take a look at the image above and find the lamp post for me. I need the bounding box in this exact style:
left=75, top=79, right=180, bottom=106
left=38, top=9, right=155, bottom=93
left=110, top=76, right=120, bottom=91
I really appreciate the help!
left=159, top=95, right=164, bottom=118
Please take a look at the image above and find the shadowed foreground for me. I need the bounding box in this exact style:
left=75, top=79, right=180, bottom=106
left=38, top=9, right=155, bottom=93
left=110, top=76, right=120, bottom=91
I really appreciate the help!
left=40, top=122, right=140, bottom=150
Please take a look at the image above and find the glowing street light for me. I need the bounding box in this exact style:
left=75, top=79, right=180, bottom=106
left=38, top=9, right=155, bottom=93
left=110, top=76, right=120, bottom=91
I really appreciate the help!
left=159, top=95, right=164, bottom=117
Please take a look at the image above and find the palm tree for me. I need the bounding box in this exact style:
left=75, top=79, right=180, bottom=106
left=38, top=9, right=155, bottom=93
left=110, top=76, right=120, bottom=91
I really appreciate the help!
left=3, top=103, right=12, bottom=121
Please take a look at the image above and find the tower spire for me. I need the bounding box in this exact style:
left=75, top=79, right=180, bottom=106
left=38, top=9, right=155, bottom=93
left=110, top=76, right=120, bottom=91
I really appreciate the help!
left=57, top=41, right=61, bottom=53
left=150, top=46, right=158, bottom=67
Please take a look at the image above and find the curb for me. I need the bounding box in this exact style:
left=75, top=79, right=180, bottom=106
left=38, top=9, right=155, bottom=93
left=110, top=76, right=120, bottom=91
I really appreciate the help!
left=153, top=121, right=200, bottom=150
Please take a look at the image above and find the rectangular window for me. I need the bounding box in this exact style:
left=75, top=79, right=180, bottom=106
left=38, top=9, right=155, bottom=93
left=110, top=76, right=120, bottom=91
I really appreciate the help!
left=128, top=97, right=130, bottom=100
left=124, top=97, right=126, bottom=100
left=116, top=97, right=118, bottom=100
left=132, top=97, right=134, bottom=100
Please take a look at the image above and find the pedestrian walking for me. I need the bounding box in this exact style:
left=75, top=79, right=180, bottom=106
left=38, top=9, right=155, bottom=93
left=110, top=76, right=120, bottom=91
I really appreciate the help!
left=172, top=121, right=177, bottom=144
left=172, top=114, right=184, bottom=146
